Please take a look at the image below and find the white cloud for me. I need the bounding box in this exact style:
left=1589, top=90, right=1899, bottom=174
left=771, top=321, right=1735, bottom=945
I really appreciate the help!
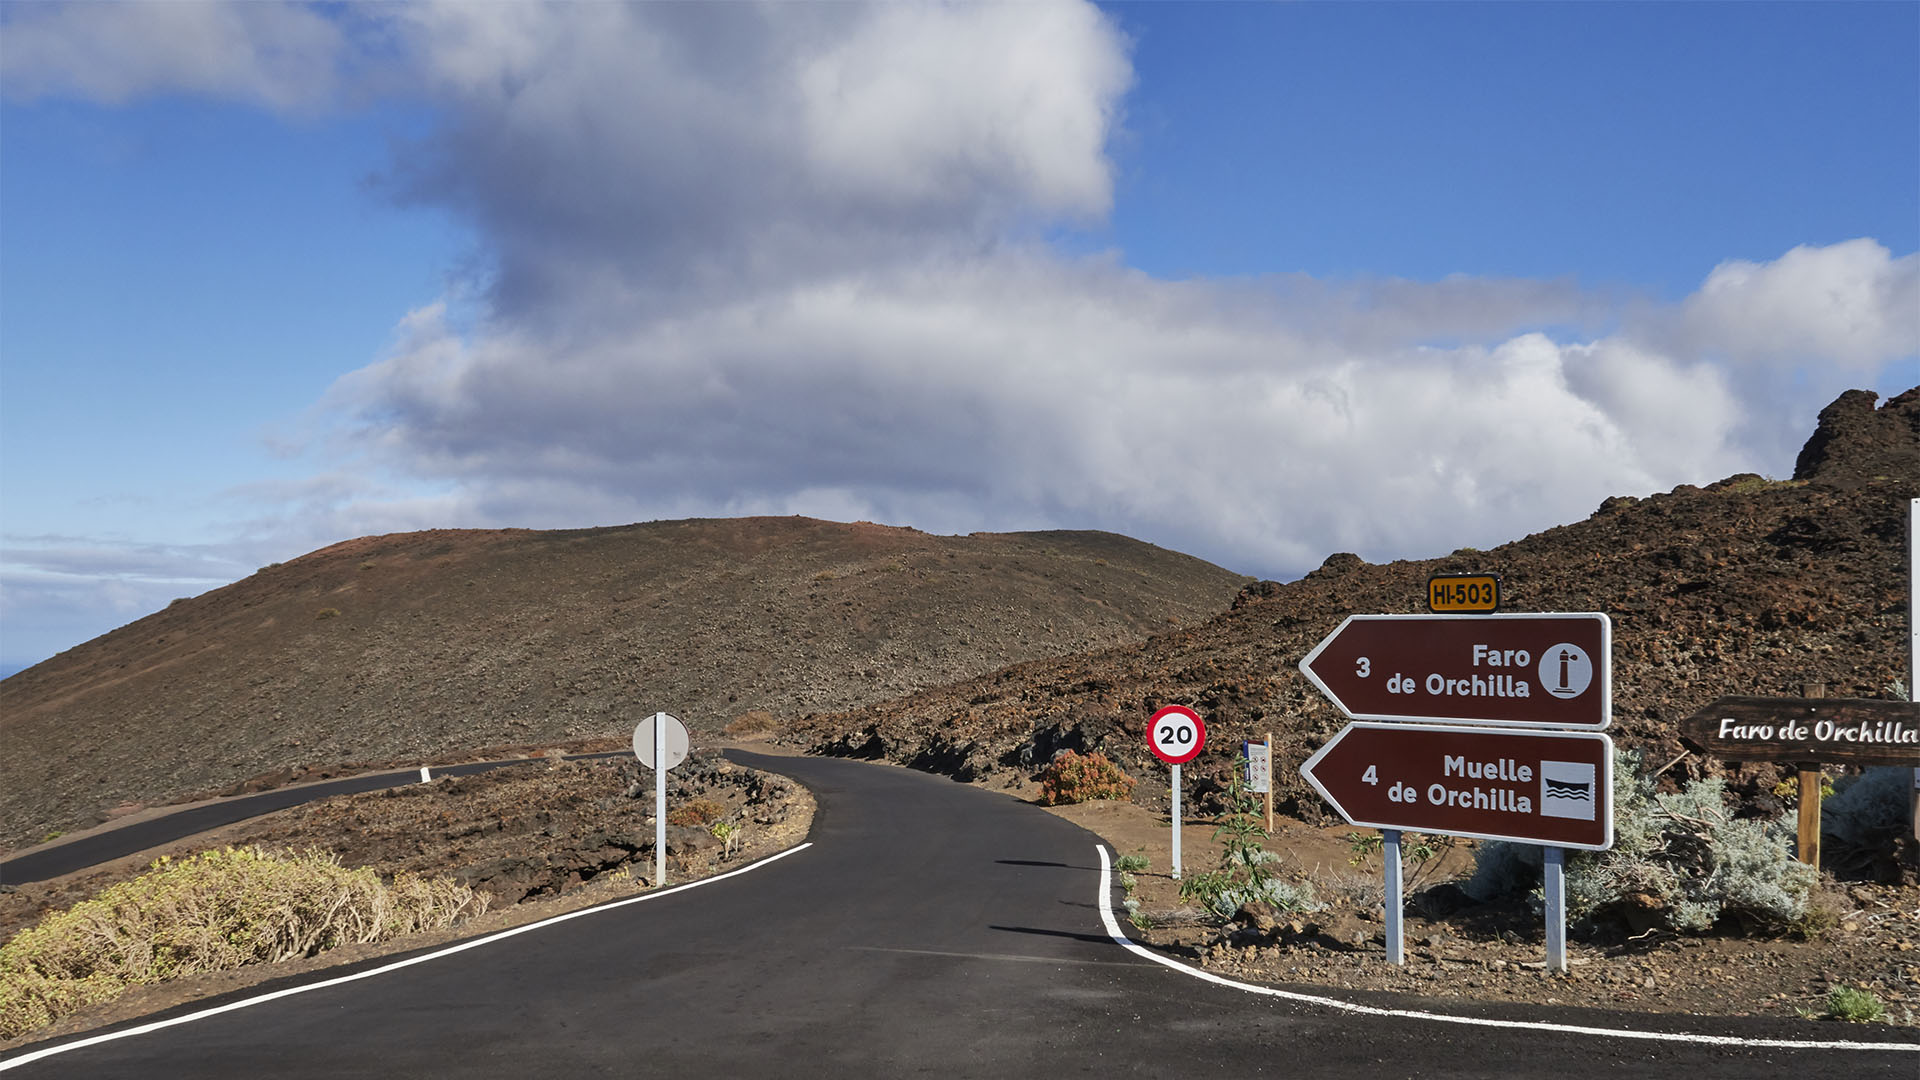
left=362, top=1, right=1134, bottom=323
left=1676, top=239, right=1920, bottom=371
left=0, top=1, right=354, bottom=109
left=4, top=1, right=1912, bottom=671
left=0, top=536, right=257, bottom=667
left=330, top=250, right=1765, bottom=577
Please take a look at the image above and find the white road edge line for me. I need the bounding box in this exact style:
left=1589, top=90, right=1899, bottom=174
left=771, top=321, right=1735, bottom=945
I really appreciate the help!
left=0, top=842, right=814, bottom=1072
left=1094, top=844, right=1920, bottom=1053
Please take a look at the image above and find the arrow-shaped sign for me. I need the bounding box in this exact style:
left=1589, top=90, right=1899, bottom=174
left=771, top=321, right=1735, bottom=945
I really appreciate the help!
left=1299, top=612, right=1611, bottom=729
left=1679, top=697, right=1920, bottom=766
left=1301, top=722, right=1614, bottom=849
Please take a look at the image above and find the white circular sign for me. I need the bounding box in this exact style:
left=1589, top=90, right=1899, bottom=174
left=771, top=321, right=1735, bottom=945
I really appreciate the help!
left=1148, top=705, right=1206, bottom=765
left=633, top=712, right=690, bottom=771
left=1537, top=644, right=1594, bottom=700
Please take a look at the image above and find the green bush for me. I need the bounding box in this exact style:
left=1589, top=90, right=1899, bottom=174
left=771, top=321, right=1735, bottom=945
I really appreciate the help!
left=1824, top=985, right=1886, bottom=1023
left=1038, top=751, right=1135, bottom=806
left=1466, top=750, right=1816, bottom=933
left=1114, top=854, right=1149, bottom=874
left=0, top=846, right=487, bottom=1039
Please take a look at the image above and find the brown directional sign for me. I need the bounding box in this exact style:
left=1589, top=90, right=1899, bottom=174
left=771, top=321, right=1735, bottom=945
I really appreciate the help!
left=1301, top=722, right=1614, bottom=849
left=1679, top=697, right=1920, bottom=767
left=1299, top=613, right=1611, bottom=729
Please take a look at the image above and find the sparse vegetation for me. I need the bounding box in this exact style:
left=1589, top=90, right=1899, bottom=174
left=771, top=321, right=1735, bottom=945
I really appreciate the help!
left=1467, top=749, right=1816, bottom=933
left=1180, top=775, right=1320, bottom=920
left=1822, top=985, right=1887, bottom=1023
left=0, top=846, right=486, bottom=1039
left=724, top=710, right=777, bottom=736
left=1344, top=830, right=1455, bottom=891
left=315, top=607, right=341, bottom=620
left=1037, top=750, right=1135, bottom=806
left=1771, top=772, right=1834, bottom=804
left=668, top=797, right=727, bottom=826
left=1820, top=766, right=1917, bottom=878
left=1114, top=853, right=1149, bottom=874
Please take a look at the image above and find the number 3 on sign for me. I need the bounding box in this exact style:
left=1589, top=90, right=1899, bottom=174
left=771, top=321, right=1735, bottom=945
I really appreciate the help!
left=1355, top=657, right=1370, bottom=678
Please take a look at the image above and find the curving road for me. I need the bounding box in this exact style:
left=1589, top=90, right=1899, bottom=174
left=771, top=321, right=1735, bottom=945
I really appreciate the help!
left=4, top=752, right=1914, bottom=1077
left=0, top=756, right=625, bottom=886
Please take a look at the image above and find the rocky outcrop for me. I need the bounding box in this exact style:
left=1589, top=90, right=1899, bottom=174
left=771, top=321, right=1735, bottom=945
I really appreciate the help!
left=1794, top=386, right=1920, bottom=486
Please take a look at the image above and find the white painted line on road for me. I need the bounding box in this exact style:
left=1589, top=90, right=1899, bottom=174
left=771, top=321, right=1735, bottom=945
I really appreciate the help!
left=419, top=766, right=431, bottom=783
left=0, top=843, right=814, bottom=1073
left=1093, top=845, right=1920, bottom=1054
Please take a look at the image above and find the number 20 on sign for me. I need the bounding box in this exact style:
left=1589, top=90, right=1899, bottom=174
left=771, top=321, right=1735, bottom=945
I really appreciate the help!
left=1149, top=705, right=1206, bottom=765
left=1148, top=705, right=1206, bottom=879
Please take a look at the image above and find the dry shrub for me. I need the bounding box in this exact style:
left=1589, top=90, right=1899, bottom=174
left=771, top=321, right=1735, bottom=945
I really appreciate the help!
left=668, top=798, right=726, bottom=826
left=724, top=710, right=777, bottom=737
left=1038, top=750, right=1135, bottom=806
left=0, top=846, right=487, bottom=1039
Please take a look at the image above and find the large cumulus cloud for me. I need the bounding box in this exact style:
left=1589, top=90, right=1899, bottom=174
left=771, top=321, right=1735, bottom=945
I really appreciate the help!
left=7, top=1, right=1917, bottom=590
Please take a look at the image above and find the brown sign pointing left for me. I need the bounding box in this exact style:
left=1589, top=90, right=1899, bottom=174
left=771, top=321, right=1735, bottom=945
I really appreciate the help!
left=1300, top=722, right=1615, bottom=849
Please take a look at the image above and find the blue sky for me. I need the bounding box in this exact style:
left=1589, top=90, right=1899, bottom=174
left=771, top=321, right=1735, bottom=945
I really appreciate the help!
left=2, top=1, right=1916, bottom=674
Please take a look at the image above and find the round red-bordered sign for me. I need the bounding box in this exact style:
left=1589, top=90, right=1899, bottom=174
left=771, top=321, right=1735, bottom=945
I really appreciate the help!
left=1148, top=705, right=1206, bottom=765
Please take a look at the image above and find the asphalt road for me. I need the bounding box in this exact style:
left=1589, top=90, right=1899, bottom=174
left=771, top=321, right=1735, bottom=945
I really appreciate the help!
left=4, top=752, right=1915, bottom=1077
left=0, top=756, right=624, bottom=886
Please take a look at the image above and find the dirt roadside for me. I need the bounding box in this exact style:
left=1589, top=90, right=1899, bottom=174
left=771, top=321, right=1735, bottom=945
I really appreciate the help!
left=1038, top=787, right=1918, bottom=1027
left=1, top=747, right=813, bottom=1052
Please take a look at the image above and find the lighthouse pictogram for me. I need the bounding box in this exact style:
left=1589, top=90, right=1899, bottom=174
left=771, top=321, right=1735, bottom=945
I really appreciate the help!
left=1538, top=643, right=1593, bottom=699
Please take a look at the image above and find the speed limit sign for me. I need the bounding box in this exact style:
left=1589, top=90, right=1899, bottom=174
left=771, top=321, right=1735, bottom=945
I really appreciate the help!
left=1148, top=705, right=1206, bottom=765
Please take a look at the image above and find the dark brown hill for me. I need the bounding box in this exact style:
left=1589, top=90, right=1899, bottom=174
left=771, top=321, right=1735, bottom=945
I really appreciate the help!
left=793, top=388, right=1920, bottom=819
left=0, top=518, right=1248, bottom=851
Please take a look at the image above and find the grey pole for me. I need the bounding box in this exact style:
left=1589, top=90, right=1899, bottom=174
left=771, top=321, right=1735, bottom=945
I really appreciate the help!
left=1544, top=846, right=1567, bottom=972
left=1170, top=762, right=1183, bottom=881
left=1383, top=829, right=1404, bottom=965
left=654, top=712, right=668, bottom=887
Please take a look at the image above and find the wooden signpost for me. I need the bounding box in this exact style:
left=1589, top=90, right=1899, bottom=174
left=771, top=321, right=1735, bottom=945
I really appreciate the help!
left=1680, top=689, right=1920, bottom=868
left=1245, top=734, right=1274, bottom=832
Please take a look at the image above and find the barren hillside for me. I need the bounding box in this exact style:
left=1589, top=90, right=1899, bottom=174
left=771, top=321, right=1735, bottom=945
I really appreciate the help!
left=793, top=388, right=1920, bottom=823
left=0, top=518, right=1247, bottom=850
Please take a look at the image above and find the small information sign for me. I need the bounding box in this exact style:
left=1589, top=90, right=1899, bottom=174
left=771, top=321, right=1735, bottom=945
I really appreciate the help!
left=1244, top=741, right=1271, bottom=794
left=1427, top=573, right=1500, bottom=613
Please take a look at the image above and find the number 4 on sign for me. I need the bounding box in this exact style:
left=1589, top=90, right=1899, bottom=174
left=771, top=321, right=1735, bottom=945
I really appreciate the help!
left=1363, top=765, right=1379, bottom=786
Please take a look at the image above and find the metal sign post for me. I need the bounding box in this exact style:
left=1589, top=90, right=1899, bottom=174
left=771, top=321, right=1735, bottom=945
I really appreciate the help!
left=1543, top=848, right=1567, bottom=972
left=1171, top=763, right=1183, bottom=881
left=1300, top=609, right=1617, bottom=973
left=656, top=717, right=667, bottom=884
left=1149, top=705, right=1206, bottom=881
left=1382, top=829, right=1404, bottom=966
left=633, top=711, right=690, bottom=886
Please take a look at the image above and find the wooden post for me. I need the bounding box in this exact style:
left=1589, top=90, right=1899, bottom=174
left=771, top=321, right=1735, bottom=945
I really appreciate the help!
left=1796, top=681, right=1825, bottom=870
left=1264, top=732, right=1274, bottom=834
